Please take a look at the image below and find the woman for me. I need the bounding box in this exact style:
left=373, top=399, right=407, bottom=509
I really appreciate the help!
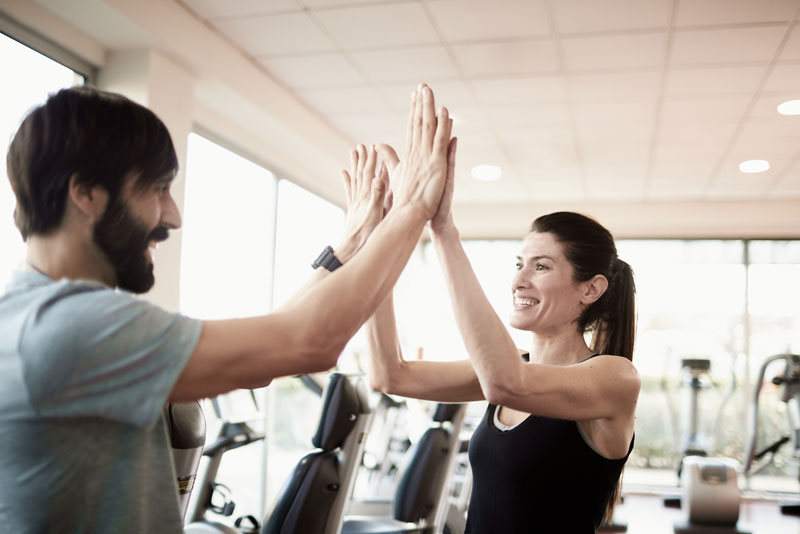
left=361, top=139, right=641, bottom=533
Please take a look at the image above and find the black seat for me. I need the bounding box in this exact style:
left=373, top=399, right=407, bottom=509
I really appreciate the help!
left=341, top=403, right=466, bottom=534
left=262, top=373, right=371, bottom=534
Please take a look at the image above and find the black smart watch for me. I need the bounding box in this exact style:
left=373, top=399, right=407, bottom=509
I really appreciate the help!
left=312, top=245, right=342, bottom=272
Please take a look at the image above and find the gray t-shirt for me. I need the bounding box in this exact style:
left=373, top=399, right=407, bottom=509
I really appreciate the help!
left=0, top=270, right=203, bottom=533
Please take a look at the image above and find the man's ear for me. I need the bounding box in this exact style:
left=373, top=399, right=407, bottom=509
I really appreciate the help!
left=68, top=175, right=108, bottom=221
left=581, top=274, right=609, bottom=305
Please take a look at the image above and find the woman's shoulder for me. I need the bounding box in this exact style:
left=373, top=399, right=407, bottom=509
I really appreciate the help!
left=584, top=354, right=641, bottom=390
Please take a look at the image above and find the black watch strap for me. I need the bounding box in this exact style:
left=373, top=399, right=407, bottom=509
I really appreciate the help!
left=312, top=245, right=342, bottom=272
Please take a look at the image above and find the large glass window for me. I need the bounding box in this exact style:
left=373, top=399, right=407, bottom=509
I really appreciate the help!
left=180, top=133, right=276, bottom=319
left=0, top=32, right=83, bottom=294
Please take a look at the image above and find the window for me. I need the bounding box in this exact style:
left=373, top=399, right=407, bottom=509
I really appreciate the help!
left=0, top=32, right=83, bottom=294
left=180, top=133, right=277, bottom=521
left=180, top=133, right=276, bottom=320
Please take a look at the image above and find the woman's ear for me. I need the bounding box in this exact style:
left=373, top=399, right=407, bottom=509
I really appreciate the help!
left=67, top=174, right=109, bottom=221
left=581, top=274, right=609, bottom=305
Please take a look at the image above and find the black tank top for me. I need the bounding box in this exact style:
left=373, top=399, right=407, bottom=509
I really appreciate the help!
left=465, top=365, right=633, bottom=533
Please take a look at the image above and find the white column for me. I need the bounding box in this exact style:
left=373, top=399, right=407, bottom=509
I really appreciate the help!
left=98, top=49, right=194, bottom=312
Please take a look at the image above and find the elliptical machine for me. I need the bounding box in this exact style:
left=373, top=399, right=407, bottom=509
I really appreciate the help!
left=666, top=359, right=749, bottom=534
left=743, top=353, right=800, bottom=516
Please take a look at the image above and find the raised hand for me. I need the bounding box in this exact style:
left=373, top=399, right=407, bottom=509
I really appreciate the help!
left=389, top=84, right=453, bottom=220
left=337, top=144, right=389, bottom=262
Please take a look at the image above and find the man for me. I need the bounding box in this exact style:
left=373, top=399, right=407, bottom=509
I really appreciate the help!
left=0, top=84, right=454, bottom=533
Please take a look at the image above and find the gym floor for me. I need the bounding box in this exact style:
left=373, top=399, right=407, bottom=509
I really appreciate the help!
left=613, top=493, right=800, bottom=534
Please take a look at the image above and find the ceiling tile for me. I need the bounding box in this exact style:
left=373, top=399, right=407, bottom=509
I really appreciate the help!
left=379, top=80, right=476, bottom=111
left=671, top=26, right=786, bottom=66
left=487, top=104, right=571, bottom=129
left=652, top=145, right=722, bottom=176
left=657, top=118, right=740, bottom=145
left=427, top=0, right=549, bottom=41
left=706, top=171, right=773, bottom=199
left=647, top=180, right=706, bottom=201
left=582, top=147, right=649, bottom=170
left=333, top=110, right=410, bottom=147
left=660, top=95, right=751, bottom=122
left=572, top=99, right=656, bottom=124
left=504, top=140, right=580, bottom=170
left=495, top=125, right=575, bottom=147
left=566, top=71, right=662, bottom=100
left=350, top=46, right=459, bottom=83
left=561, top=32, right=666, bottom=71
left=526, top=174, right=585, bottom=201
left=304, top=0, right=400, bottom=6
left=214, top=12, right=336, bottom=55
left=650, top=165, right=714, bottom=184
left=452, top=40, right=558, bottom=76
left=259, top=53, right=366, bottom=87
left=750, top=93, right=800, bottom=118
left=313, top=3, right=439, bottom=49
left=779, top=25, right=800, bottom=61
left=585, top=172, right=646, bottom=200
left=665, top=66, right=766, bottom=96
left=675, top=0, right=798, bottom=27
left=181, top=0, right=299, bottom=20
left=471, top=76, right=566, bottom=104
left=296, top=85, right=389, bottom=114
left=551, top=0, right=671, bottom=34
left=763, top=63, right=800, bottom=92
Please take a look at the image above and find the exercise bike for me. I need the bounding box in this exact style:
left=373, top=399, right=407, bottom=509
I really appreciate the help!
left=743, top=353, right=800, bottom=516
left=168, top=390, right=266, bottom=534
left=665, top=359, right=749, bottom=534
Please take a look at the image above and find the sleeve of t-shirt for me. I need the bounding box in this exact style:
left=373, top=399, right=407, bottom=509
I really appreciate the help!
left=18, top=280, right=203, bottom=428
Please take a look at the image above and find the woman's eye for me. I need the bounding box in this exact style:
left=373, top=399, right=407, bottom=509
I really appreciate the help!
left=535, top=263, right=548, bottom=271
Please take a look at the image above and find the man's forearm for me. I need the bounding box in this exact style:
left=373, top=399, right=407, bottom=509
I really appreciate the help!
left=281, top=203, right=428, bottom=359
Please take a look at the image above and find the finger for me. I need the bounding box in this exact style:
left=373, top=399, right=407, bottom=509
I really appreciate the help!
left=365, top=144, right=377, bottom=183
left=356, top=144, right=367, bottom=192
left=447, top=137, right=458, bottom=187
left=341, top=169, right=352, bottom=206
left=432, top=106, right=450, bottom=155
left=376, top=144, right=400, bottom=174
left=370, top=174, right=386, bottom=208
left=421, top=84, right=436, bottom=148
left=349, top=148, right=358, bottom=190
left=383, top=189, right=394, bottom=215
left=404, top=90, right=415, bottom=160
left=412, top=84, right=424, bottom=148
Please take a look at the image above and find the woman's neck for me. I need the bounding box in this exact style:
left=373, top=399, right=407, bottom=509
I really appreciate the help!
left=527, top=330, right=593, bottom=366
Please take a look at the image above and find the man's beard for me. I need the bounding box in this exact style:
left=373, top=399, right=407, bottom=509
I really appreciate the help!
left=93, top=196, right=169, bottom=294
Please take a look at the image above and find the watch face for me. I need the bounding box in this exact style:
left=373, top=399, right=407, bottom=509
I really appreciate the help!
left=313, top=246, right=341, bottom=271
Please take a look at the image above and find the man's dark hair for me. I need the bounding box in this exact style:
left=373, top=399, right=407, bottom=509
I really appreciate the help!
left=6, top=86, right=178, bottom=240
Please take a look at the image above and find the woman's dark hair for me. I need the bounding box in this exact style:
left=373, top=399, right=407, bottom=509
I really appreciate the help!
left=6, top=86, right=178, bottom=240
left=531, top=211, right=636, bottom=523
left=530, top=211, right=636, bottom=361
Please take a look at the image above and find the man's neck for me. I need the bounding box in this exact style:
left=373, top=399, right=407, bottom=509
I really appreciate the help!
left=26, top=231, right=115, bottom=287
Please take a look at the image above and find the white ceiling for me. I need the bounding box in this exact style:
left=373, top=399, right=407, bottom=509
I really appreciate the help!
left=176, top=0, right=800, bottom=208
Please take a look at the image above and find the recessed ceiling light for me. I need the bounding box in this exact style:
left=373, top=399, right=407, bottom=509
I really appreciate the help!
left=777, top=99, right=800, bottom=116
left=471, top=164, right=502, bottom=182
left=738, top=159, right=770, bottom=173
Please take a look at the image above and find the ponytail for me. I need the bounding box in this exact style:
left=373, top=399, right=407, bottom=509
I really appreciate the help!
left=590, top=258, right=636, bottom=361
